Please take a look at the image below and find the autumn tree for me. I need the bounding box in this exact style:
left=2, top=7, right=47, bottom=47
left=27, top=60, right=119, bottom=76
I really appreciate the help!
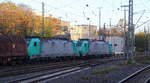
left=32, top=15, right=61, bottom=37
left=0, top=1, right=62, bottom=37
left=135, top=32, right=148, bottom=52
left=0, top=2, right=33, bottom=35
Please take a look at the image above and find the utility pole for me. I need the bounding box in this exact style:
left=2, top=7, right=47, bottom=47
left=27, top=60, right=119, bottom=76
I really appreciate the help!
left=87, top=17, right=90, bottom=39
left=99, top=7, right=102, bottom=40
left=144, top=26, right=147, bottom=51
left=109, top=18, right=112, bottom=28
left=127, top=0, right=134, bottom=61
left=121, top=5, right=128, bottom=59
left=89, top=20, right=90, bottom=40
left=41, top=2, right=45, bottom=37
left=31, top=15, right=35, bottom=36
left=145, top=26, right=149, bottom=51
left=102, top=23, right=106, bottom=41
left=59, top=17, right=62, bottom=35
left=148, top=26, right=150, bottom=51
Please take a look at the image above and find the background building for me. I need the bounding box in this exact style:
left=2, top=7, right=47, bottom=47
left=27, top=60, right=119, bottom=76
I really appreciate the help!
left=69, top=24, right=98, bottom=40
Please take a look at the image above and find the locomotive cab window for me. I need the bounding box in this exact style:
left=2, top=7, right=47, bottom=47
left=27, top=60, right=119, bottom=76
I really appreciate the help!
left=114, top=44, right=117, bottom=46
left=84, top=44, right=87, bottom=47
left=34, top=42, right=37, bottom=46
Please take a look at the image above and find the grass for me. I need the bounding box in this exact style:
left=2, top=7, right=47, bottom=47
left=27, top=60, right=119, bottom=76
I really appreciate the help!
left=126, top=60, right=136, bottom=64
left=80, top=66, right=119, bottom=80
left=135, top=56, right=150, bottom=64
left=119, top=56, right=150, bottom=66
left=137, top=56, right=150, bottom=60
left=92, top=66, right=120, bottom=74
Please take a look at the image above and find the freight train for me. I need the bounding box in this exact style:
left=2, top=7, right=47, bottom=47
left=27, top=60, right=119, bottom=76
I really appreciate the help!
left=0, top=34, right=115, bottom=64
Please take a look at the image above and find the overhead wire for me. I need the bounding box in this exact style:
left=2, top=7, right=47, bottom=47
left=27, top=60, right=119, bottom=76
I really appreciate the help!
left=28, top=0, right=85, bottom=20
left=133, top=0, right=150, bottom=31
left=140, top=0, right=150, bottom=11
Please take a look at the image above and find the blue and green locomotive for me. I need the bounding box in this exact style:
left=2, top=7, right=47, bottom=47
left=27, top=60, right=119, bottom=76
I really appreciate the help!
left=26, top=38, right=113, bottom=61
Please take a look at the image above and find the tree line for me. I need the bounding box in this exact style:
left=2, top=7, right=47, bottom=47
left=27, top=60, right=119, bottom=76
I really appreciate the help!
left=135, top=32, right=149, bottom=52
left=0, top=2, right=62, bottom=37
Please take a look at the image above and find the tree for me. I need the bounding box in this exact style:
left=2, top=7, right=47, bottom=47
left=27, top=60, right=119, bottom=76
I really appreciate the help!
left=0, top=1, right=63, bottom=37
left=0, top=2, right=33, bottom=35
left=135, top=32, right=148, bottom=52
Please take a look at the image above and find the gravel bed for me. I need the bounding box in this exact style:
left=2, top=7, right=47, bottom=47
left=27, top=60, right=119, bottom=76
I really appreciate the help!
left=45, top=60, right=149, bottom=83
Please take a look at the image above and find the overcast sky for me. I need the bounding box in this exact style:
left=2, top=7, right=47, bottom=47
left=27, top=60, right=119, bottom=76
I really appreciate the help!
left=1, top=0, right=150, bottom=32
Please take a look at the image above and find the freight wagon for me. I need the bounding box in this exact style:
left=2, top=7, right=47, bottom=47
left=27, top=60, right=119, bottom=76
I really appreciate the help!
left=0, top=34, right=28, bottom=64
left=106, top=36, right=124, bottom=55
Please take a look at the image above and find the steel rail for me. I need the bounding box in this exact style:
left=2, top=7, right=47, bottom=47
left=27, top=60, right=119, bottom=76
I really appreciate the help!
left=118, top=65, right=150, bottom=83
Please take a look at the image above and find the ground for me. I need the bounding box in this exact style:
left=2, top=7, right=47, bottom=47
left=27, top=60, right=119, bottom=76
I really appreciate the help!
left=45, top=56, right=150, bottom=83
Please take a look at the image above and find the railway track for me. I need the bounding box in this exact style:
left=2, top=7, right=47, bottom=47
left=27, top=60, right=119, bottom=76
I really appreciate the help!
left=0, top=62, right=63, bottom=73
left=0, top=57, right=122, bottom=82
left=7, top=55, right=148, bottom=83
left=0, top=54, right=138, bottom=73
left=9, top=64, right=91, bottom=83
left=0, top=59, right=84, bottom=72
left=0, top=55, right=122, bottom=78
left=0, top=55, right=146, bottom=78
left=145, top=77, right=150, bottom=83
left=119, top=65, right=150, bottom=83
left=0, top=60, right=86, bottom=78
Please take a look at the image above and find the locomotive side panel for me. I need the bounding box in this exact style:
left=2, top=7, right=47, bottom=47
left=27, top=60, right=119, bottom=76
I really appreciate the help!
left=41, top=39, right=75, bottom=58
left=88, top=41, right=110, bottom=56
